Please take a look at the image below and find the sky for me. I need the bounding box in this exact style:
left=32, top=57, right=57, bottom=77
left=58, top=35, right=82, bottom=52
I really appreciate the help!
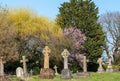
left=0, top=0, right=120, bottom=20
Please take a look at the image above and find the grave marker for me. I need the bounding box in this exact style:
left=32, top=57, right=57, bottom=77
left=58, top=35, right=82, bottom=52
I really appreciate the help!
left=54, top=65, right=58, bottom=75
left=81, top=56, right=89, bottom=72
left=39, top=46, right=55, bottom=79
left=61, top=49, right=72, bottom=79
left=97, top=58, right=104, bottom=73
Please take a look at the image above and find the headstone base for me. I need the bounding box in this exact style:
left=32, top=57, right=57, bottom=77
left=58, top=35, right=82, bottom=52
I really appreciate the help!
left=106, top=65, right=113, bottom=72
left=76, top=72, right=90, bottom=79
left=61, top=69, right=72, bottom=79
left=106, top=68, right=113, bottom=72
left=97, top=67, right=104, bottom=73
left=39, top=68, right=55, bottom=79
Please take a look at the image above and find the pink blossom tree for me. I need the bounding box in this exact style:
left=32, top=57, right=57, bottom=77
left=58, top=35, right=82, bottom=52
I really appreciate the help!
left=63, top=27, right=86, bottom=70
left=63, top=27, right=86, bottom=54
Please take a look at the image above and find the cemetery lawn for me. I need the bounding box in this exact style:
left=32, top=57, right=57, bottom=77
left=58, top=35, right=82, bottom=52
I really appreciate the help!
left=27, top=72, right=120, bottom=81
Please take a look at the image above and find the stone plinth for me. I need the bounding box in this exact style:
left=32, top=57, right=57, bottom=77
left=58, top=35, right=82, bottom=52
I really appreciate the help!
left=61, top=69, right=72, bottom=79
left=39, top=68, right=55, bottom=79
left=76, top=72, right=90, bottom=79
left=97, top=67, right=104, bottom=73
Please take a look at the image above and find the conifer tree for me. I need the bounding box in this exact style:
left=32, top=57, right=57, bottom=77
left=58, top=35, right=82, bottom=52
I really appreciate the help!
left=56, top=0, right=105, bottom=64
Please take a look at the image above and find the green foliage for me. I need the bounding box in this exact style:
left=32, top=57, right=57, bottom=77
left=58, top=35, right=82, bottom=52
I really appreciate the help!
left=103, top=64, right=120, bottom=71
left=56, top=0, right=105, bottom=64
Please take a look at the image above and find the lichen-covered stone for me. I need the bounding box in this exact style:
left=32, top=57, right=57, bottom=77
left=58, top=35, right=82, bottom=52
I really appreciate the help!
left=39, top=68, right=55, bottom=79
left=61, top=69, right=72, bottom=79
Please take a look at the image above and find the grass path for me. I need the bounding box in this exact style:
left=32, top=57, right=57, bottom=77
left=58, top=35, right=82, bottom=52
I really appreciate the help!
left=28, top=72, right=120, bottom=81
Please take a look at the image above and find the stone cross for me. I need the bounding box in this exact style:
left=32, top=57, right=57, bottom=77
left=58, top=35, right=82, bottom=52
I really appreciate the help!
left=81, top=56, right=89, bottom=72
left=97, top=58, right=104, bottom=73
left=0, top=57, right=5, bottom=76
left=54, top=65, right=58, bottom=75
left=97, top=58, right=103, bottom=68
left=20, top=56, right=28, bottom=76
left=61, top=49, right=70, bottom=69
left=42, top=46, right=51, bottom=69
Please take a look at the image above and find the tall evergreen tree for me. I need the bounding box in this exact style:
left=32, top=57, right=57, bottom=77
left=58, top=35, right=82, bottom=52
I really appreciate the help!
left=56, top=0, right=105, bottom=64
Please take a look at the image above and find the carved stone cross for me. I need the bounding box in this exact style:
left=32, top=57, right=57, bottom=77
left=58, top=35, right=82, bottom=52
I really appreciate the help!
left=54, top=65, right=58, bottom=75
left=61, top=49, right=70, bottom=69
left=0, top=57, right=5, bottom=76
left=81, top=56, right=89, bottom=72
left=97, top=58, right=104, bottom=73
left=97, top=58, right=103, bottom=68
left=42, top=46, right=51, bottom=69
left=20, top=56, right=28, bottom=75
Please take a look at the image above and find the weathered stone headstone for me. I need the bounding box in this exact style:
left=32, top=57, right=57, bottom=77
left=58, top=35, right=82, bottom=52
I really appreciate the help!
left=0, top=57, right=5, bottom=76
left=106, top=58, right=113, bottom=72
left=61, top=49, right=72, bottom=79
left=76, top=56, right=90, bottom=78
left=39, top=46, right=55, bottom=79
left=16, top=67, right=24, bottom=78
left=29, top=69, right=33, bottom=77
left=20, top=56, right=28, bottom=80
left=0, top=57, right=10, bottom=81
left=54, top=65, right=58, bottom=75
left=97, top=58, right=104, bottom=73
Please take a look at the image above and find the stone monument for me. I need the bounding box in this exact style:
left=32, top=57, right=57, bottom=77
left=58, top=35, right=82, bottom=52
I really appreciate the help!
left=0, top=57, right=10, bottom=81
left=39, top=46, right=55, bottom=79
left=20, top=56, right=29, bottom=80
left=97, top=58, right=104, bottom=73
left=61, top=49, right=72, bottom=79
left=76, top=56, right=90, bottom=78
left=106, top=58, right=113, bottom=72
left=54, top=65, right=59, bottom=75
left=16, top=67, right=24, bottom=78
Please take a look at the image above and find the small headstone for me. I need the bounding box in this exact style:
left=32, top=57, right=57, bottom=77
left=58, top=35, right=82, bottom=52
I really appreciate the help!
left=61, top=49, right=72, bottom=79
left=97, top=58, right=104, bottom=73
left=39, top=46, right=55, bottom=79
left=76, top=56, right=90, bottom=78
left=54, top=65, right=59, bottom=75
left=106, top=58, right=113, bottom=72
left=16, top=67, right=24, bottom=78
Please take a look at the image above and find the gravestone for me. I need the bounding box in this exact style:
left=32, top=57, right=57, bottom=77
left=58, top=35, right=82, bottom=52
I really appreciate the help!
left=0, top=57, right=5, bottom=76
left=81, top=56, right=89, bottom=73
left=54, top=65, right=59, bottom=75
left=0, top=57, right=10, bottom=81
left=16, top=67, right=24, bottom=79
left=97, top=58, right=104, bottom=73
left=20, top=56, right=29, bottom=80
left=106, top=58, right=113, bottom=72
left=29, top=69, right=33, bottom=77
left=39, top=46, right=55, bottom=79
left=61, top=49, right=72, bottom=79
left=76, top=56, right=90, bottom=78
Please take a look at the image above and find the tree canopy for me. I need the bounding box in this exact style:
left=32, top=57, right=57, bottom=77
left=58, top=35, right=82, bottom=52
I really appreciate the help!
left=56, top=0, right=105, bottom=64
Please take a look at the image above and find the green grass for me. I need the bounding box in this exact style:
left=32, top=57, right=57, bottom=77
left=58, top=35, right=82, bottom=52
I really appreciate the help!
left=27, top=72, right=120, bottom=81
